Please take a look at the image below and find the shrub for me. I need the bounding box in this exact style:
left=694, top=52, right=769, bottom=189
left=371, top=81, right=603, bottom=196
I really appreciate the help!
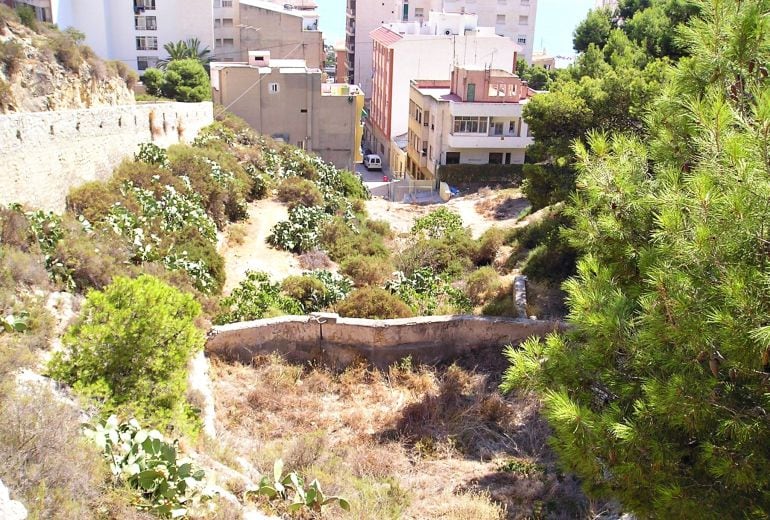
left=66, top=181, right=119, bottom=223
left=0, top=77, right=14, bottom=112
left=215, top=271, right=302, bottom=324
left=339, top=170, right=370, bottom=200
left=0, top=5, right=20, bottom=30
left=341, top=255, right=393, bottom=287
left=281, top=275, right=326, bottom=312
left=168, top=234, right=226, bottom=294
left=386, top=268, right=472, bottom=315
left=396, top=230, right=478, bottom=279
left=320, top=217, right=389, bottom=262
left=276, top=177, right=324, bottom=209
left=298, top=250, right=332, bottom=270
left=411, top=207, right=463, bottom=239
left=161, top=59, right=210, bottom=102
left=0, top=40, right=24, bottom=76
left=337, top=287, right=413, bottom=319
left=141, top=68, right=164, bottom=96
left=15, top=4, right=36, bottom=30
left=268, top=205, right=329, bottom=253
left=475, top=227, right=505, bottom=266
left=465, top=266, right=501, bottom=306
left=48, top=33, right=83, bottom=72
left=107, top=59, right=138, bottom=88
left=48, top=275, right=204, bottom=430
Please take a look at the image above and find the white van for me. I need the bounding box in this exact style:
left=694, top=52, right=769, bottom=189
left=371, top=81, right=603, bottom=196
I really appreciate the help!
left=363, top=154, right=382, bottom=171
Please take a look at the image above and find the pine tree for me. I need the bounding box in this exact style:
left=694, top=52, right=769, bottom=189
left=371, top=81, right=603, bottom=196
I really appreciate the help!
left=502, top=1, right=770, bottom=517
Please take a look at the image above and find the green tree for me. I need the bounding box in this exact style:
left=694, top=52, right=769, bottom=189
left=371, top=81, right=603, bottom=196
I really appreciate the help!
left=503, top=1, right=770, bottom=516
left=160, top=59, right=210, bottom=102
left=157, top=38, right=211, bottom=69
left=141, top=67, right=164, bottom=96
left=573, top=8, right=613, bottom=53
left=48, top=275, right=204, bottom=429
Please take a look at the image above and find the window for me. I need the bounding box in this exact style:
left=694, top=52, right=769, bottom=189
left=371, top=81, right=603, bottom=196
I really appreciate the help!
left=137, top=56, right=155, bottom=70
left=222, top=0, right=233, bottom=5
left=445, top=152, right=461, bottom=164
left=414, top=7, right=424, bottom=17
left=135, top=15, right=156, bottom=30
left=269, top=83, right=280, bottom=93
left=453, top=116, right=488, bottom=134
left=517, top=35, right=527, bottom=45
left=213, top=0, right=221, bottom=6
left=521, top=0, right=530, bottom=4
left=489, top=153, right=504, bottom=164
left=222, top=18, right=234, bottom=27
left=496, top=14, right=506, bottom=25
left=497, top=0, right=507, bottom=4
left=223, top=38, right=234, bottom=46
left=215, top=38, right=223, bottom=47
left=492, top=122, right=504, bottom=135
left=505, top=152, right=512, bottom=164
left=402, top=0, right=408, bottom=21
left=135, top=36, right=158, bottom=50
left=214, top=19, right=221, bottom=28
left=134, top=0, right=156, bottom=10
left=508, top=120, right=518, bottom=135
left=519, top=15, right=529, bottom=25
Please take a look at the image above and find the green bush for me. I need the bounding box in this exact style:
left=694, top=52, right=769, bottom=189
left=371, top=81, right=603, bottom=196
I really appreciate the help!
left=340, top=255, right=393, bottom=287
left=276, top=177, right=324, bottom=209
left=281, top=275, right=326, bottom=312
left=411, top=207, right=463, bottom=239
left=66, top=181, right=119, bottom=223
left=385, top=268, right=472, bottom=315
left=465, top=266, right=501, bottom=306
left=396, top=230, right=478, bottom=280
left=339, top=170, right=370, bottom=200
left=0, top=40, right=24, bottom=76
left=48, top=275, right=204, bottom=430
left=475, top=227, right=506, bottom=266
left=15, top=5, right=36, bottom=30
left=215, top=271, right=302, bottom=324
left=337, top=287, right=413, bottom=319
left=141, top=68, right=164, bottom=96
left=161, top=59, right=210, bottom=102
left=268, top=205, right=329, bottom=253
left=320, top=217, right=389, bottom=262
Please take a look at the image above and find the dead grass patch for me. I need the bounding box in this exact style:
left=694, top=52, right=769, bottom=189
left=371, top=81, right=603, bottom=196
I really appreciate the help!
left=210, top=346, right=593, bottom=518
left=475, top=189, right=531, bottom=221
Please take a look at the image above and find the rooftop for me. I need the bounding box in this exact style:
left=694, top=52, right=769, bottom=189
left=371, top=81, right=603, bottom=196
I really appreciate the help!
left=240, top=0, right=319, bottom=20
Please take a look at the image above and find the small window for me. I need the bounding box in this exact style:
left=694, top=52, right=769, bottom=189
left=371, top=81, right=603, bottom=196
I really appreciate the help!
left=489, top=153, right=504, bottom=164
left=517, top=35, right=527, bottom=45
left=519, top=15, right=529, bottom=25
left=213, top=0, right=221, bottom=7
left=445, top=152, right=460, bottom=164
left=222, top=0, right=233, bottom=6
left=135, top=36, right=158, bottom=50
left=137, top=56, right=154, bottom=71
left=269, top=83, right=280, bottom=93
left=497, top=0, right=507, bottom=4
left=414, top=7, right=424, bottom=17
left=214, top=19, right=221, bottom=28
left=496, top=14, right=506, bottom=25
left=222, top=18, right=234, bottom=27
left=215, top=38, right=223, bottom=47
left=223, top=38, right=234, bottom=46
left=135, top=15, right=157, bottom=30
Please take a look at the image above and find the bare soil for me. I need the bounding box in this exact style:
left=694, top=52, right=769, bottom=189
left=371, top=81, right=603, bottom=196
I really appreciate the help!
left=219, top=199, right=303, bottom=293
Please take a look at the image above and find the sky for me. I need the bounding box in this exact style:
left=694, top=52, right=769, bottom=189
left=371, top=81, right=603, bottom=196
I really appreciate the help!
left=316, top=0, right=594, bottom=57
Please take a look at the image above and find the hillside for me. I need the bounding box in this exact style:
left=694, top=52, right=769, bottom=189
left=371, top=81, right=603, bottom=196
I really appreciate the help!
left=0, top=6, right=135, bottom=113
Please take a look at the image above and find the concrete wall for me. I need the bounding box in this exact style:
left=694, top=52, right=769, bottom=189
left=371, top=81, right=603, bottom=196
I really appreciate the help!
left=0, top=102, right=213, bottom=212
left=239, top=2, right=323, bottom=67
left=207, top=314, right=563, bottom=369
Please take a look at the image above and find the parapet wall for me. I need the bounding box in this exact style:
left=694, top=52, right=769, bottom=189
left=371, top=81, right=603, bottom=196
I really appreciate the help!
left=206, top=314, right=563, bottom=369
left=0, top=102, right=213, bottom=212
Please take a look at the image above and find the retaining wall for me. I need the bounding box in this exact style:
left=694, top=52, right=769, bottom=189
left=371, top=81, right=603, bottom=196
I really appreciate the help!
left=0, top=101, right=213, bottom=212
left=207, top=314, right=563, bottom=369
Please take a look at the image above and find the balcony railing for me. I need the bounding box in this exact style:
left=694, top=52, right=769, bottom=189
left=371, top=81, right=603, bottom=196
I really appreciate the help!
left=446, top=133, right=532, bottom=150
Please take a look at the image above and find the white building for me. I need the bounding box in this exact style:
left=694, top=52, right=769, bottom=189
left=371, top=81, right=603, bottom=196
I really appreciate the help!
left=346, top=0, right=537, bottom=100
left=368, top=12, right=520, bottom=166
left=594, top=0, right=618, bottom=9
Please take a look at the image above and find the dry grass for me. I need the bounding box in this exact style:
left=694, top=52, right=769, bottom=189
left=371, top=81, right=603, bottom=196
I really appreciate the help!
left=475, top=189, right=531, bottom=221
left=226, top=223, right=248, bottom=247
left=210, top=347, right=591, bottom=519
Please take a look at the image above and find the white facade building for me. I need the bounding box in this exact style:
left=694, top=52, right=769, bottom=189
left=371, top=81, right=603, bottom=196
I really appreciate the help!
left=346, top=0, right=537, bottom=99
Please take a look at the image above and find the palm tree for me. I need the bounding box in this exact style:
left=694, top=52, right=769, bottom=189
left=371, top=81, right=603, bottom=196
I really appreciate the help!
left=156, top=38, right=211, bottom=69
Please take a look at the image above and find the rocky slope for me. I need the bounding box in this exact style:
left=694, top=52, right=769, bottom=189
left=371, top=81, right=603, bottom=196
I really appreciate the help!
left=0, top=8, right=134, bottom=113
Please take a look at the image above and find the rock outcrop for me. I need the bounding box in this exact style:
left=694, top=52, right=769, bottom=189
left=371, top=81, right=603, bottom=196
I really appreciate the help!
left=0, top=480, right=27, bottom=520
left=0, top=14, right=134, bottom=113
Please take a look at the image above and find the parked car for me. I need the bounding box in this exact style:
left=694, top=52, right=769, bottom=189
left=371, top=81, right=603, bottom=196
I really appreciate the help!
left=363, top=154, right=382, bottom=171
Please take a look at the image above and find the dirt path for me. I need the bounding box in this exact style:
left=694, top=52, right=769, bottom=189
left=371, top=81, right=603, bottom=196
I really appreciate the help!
left=366, top=188, right=530, bottom=239
left=220, top=199, right=302, bottom=293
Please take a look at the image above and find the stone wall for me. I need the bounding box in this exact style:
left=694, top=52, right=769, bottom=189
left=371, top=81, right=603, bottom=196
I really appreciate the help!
left=0, top=102, right=214, bottom=212
left=207, top=314, right=563, bottom=369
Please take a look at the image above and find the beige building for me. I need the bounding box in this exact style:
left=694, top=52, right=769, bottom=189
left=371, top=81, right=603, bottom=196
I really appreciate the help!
left=532, top=49, right=555, bottom=70
left=406, top=66, right=534, bottom=179
left=212, top=0, right=323, bottom=67
left=210, top=53, right=364, bottom=170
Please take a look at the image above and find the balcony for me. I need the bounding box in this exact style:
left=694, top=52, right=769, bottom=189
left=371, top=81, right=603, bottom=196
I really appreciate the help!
left=446, top=133, right=532, bottom=150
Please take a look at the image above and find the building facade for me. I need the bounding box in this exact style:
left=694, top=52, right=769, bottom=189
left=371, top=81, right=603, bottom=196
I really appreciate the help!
left=346, top=0, right=537, bottom=100
left=368, top=12, right=519, bottom=167
left=211, top=54, right=364, bottom=170
left=406, top=66, right=534, bottom=179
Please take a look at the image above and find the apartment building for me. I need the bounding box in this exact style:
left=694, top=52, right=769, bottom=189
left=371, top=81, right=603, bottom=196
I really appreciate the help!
left=212, top=0, right=322, bottom=67
left=10, top=0, right=214, bottom=72
left=406, top=65, right=534, bottom=179
left=211, top=52, right=364, bottom=169
left=368, top=12, right=519, bottom=167
left=345, top=0, right=537, bottom=99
